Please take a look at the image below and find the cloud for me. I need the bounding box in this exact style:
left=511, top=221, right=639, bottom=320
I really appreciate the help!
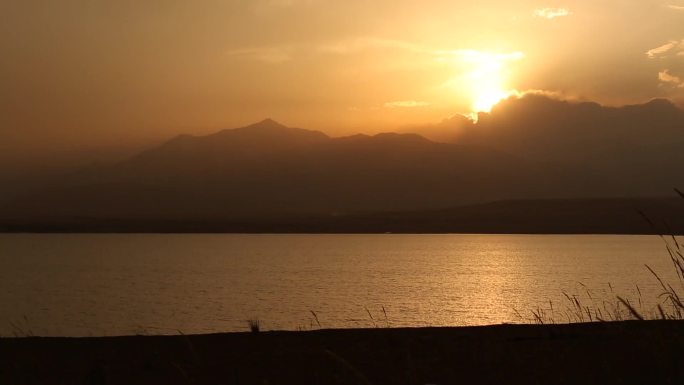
left=227, top=38, right=526, bottom=70
left=533, top=8, right=571, bottom=19
left=317, top=38, right=423, bottom=55
left=226, top=47, right=293, bottom=63
left=659, top=70, right=684, bottom=88
left=253, top=0, right=316, bottom=11
left=316, top=39, right=526, bottom=71
left=668, top=5, right=684, bottom=10
left=646, top=39, right=684, bottom=60
left=646, top=41, right=680, bottom=58
left=646, top=41, right=684, bottom=89
left=226, top=38, right=416, bottom=63
left=384, top=101, right=431, bottom=108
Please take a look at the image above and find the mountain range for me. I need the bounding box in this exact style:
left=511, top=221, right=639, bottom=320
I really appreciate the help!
left=2, top=94, right=683, bottom=233
left=412, top=95, right=684, bottom=195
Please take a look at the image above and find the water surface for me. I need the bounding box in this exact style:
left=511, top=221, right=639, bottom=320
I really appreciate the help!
left=0, top=234, right=677, bottom=336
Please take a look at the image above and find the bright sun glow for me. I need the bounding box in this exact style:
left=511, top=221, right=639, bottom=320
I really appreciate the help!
left=439, top=50, right=523, bottom=115
left=472, top=88, right=509, bottom=113
left=465, top=52, right=522, bottom=113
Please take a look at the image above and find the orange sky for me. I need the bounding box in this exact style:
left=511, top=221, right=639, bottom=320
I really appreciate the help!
left=1, top=0, right=684, bottom=153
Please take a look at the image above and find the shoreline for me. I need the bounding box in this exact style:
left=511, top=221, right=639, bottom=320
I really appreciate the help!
left=3, top=197, right=683, bottom=235
left=3, top=321, right=683, bottom=384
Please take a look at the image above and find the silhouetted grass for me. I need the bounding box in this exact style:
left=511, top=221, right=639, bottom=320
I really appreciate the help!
left=8, top=315, right=34, bottom=337
left=247, top=319, right=261, bottom=333
left=310, top=310, right=322, bottom=328
left=523, top=188, right=684, bottom=324
left=364, top=306, right=377, bottom=328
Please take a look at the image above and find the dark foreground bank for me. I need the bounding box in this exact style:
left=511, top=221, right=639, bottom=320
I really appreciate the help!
left=2, top=321, right=683, bottom=385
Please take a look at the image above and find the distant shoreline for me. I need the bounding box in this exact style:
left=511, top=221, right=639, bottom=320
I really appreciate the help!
left=3, top=197, right=684, bottom=235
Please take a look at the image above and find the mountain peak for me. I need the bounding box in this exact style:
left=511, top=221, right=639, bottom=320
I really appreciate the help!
left=247, top=118, right=288, bottom=130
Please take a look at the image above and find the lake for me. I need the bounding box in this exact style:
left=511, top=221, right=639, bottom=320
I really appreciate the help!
left=0, top=234, right=679, bottom=336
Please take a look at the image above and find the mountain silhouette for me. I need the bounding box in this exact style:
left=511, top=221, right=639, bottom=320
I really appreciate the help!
left=2, top=95, right=683, bottom=230
left=114, top=118, right=331, bottom=178
left=1, top=119, right=611, bottom=222
left=469, top=95, right=684, bottom=162
left=414, top=94, right=684, bottom=195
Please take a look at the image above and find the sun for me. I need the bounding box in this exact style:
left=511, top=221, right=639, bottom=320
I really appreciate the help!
left=472, top=88, right=509, bottom=113
left=464, top=53, right=518, bottom=113
left=440, top=50, right=523, bottom=115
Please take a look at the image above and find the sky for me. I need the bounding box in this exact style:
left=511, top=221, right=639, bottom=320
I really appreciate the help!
left=1, top=0, right=684, bottom=157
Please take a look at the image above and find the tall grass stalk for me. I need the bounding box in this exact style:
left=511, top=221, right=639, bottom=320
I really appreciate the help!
left=523, top=188, right=684, bottom=324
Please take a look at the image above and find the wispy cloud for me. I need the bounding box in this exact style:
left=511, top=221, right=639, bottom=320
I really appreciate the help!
left=533, top=8, right=572, bottom=19
left=316, top=38, right=526, bottom=69
left=667, top=4, right=684, bottom=10
left=384, top=101, right=431, bottom=108
left=253, top=0, right=316, bottom=12
left=317, top=38, right=423, bottom=55
left=659, top=70, right=684, bottom=88
left=646, top=39, right=684, bottom=58
left=226, top=47, right=293, bottom=63
left=227, top=38, right=526, bottom=68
